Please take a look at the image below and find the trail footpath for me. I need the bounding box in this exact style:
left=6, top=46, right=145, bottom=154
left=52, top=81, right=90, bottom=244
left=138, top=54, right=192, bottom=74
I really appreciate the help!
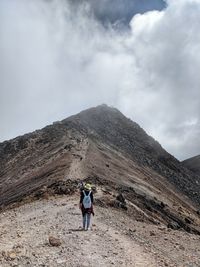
left=0, top=193, right=200, bottom=266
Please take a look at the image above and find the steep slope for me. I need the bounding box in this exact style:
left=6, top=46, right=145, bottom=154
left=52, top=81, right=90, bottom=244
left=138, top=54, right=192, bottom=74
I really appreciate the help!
left=64, top=104, right=200, bottom=206
left=182, top=155, right=200, bottom=176
left=0, top=105, right=200, bottom=236
left=0, top=124, right=87, bottom=207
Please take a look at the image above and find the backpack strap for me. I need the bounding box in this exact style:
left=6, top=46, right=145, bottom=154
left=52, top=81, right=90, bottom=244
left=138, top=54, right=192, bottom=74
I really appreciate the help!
left=83, top=190, right=91, bottom=196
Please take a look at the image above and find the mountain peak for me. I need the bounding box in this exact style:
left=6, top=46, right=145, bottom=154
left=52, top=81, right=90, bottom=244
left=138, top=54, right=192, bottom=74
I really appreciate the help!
left=67, top=104, right=126, bottom=120
left=65, top=104, right=160, bottom=154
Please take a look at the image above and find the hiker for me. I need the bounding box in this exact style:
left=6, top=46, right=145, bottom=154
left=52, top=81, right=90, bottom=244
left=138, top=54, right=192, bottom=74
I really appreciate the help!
left=79, top=183, right=94, bottom=230
left=78, top=180, right=85, bottom=193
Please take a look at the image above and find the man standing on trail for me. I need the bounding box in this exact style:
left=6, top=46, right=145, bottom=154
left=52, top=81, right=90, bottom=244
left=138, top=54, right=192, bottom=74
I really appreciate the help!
left=79, top=183, right=94, bottom=230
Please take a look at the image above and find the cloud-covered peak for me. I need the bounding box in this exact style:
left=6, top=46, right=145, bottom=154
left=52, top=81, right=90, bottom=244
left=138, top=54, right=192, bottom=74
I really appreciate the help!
left=0, top=0, right=200, bottom=160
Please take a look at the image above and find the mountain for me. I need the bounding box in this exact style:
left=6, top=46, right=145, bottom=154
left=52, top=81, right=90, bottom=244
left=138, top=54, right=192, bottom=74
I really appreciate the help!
left=64, top=104, right=200, bottom=205
left=182, top=155, right=200, bottom=176
left=0, top=104, right=200, bottom=236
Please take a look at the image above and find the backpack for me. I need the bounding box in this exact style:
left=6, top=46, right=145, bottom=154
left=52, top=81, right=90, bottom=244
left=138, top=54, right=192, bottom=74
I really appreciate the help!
left=83, top=190, right=92, bottom=209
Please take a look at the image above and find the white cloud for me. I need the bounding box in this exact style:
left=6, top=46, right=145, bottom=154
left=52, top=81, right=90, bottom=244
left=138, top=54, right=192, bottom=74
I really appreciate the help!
left=0, top=0, right=200, bottom=160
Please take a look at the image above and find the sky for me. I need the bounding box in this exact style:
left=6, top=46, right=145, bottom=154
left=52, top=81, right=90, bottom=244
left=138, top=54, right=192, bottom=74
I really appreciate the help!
left=0, top=0, right=200, bottom=161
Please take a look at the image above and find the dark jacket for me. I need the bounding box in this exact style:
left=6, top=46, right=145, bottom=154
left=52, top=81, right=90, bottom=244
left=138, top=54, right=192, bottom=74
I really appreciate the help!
left=80, top=190, right=94, bottom=216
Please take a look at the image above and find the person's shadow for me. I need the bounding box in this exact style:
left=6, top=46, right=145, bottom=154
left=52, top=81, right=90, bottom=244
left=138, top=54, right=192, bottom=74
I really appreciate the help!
left=68, top=227, right=84, bottom=232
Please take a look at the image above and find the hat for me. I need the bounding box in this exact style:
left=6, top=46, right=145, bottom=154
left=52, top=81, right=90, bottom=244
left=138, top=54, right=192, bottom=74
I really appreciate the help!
left=84, top=183, right=91, bottom=190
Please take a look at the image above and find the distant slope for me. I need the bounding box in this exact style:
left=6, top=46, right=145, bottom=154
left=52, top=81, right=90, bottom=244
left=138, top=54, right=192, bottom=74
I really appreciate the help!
left=182, top=155, right=200, bottom=176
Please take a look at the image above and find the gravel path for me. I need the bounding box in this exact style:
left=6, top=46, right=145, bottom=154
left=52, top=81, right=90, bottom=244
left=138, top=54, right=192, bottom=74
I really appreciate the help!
left=0, top=192, right=200, bottom=267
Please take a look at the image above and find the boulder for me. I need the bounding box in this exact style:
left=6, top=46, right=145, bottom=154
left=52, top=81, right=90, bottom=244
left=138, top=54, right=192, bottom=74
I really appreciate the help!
left=49, top=236, right=62, bottom=247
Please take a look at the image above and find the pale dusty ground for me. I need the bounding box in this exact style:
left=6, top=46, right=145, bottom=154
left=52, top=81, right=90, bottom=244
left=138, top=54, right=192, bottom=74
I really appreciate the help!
left=0, top=191, right=200, bottom=267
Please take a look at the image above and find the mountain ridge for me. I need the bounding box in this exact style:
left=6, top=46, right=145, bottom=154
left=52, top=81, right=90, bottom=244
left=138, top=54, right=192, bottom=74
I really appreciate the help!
left=0, top=104, right=200, bottom=238
left=63, top=104, right=200, bottom=206
left=1, top=104, right=200, bottom=206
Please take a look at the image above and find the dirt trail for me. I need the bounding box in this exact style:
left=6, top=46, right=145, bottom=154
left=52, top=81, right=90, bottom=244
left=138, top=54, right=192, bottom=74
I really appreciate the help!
left=0, top=193, right=157, bottom=267
left=0, top=192, right=200, bottom=267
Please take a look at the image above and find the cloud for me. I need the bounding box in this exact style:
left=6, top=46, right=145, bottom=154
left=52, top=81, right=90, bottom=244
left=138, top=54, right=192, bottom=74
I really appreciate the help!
left=0, top=0, right=200, bottom=160
left=73, top=0, right=166, bottom=25
left=121, top=0, right=200, bottom=160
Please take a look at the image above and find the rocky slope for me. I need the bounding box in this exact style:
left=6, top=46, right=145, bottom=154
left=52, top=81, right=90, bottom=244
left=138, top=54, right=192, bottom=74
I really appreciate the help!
left=182, top=155, right=200, bottom=176
left=64, top=105, right=200, bottom=206
left=0, top=104, right=200, bottom=238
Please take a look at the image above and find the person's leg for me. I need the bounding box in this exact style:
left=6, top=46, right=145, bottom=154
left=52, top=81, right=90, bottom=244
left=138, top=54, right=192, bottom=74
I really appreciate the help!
left=83, top=214, right=87, bottom=230
left=86, top=213, right=91, bottom=230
